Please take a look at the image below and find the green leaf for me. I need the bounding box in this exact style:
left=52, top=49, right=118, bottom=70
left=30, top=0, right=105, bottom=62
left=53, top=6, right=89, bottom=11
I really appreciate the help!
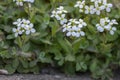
left=22, top=42, right=31, bottom=52
left=29, top=60, right=38, bottom=67
left=90, top=59, right=98, bottom=72
left=20, top=59, right=29, bottom=68
left=38, top=52, right=52, bottom=63
left=65, top=54, right=75, bottom=62
left=64, top=62, right=75, bottom=75
left=57, top=38, right=71, bottom=54
left=6, top=34, right=15, bottom=39
left=39, top=39, right=52, bottom=45
left=44, top=14, right=50, bottom=24
left=79, top=38, right=89, bottom=49
left=5, top=64, right=15, bottom=74
left=72, top=38, right=81, bottom=53
left=12, top=58, right=19, bottom=69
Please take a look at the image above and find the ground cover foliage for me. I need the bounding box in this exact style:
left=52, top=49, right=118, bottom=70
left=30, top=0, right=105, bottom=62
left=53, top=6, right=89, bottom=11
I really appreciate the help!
left=0, top=0, right=120, bottom=80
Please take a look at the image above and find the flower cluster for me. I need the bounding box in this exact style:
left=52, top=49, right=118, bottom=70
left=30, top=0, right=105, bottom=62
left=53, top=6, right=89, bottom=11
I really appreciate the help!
left=62, top=19, right=87, bottom=37
left=13, top=0, right=34, bottom=6
left=96, top=17, right=118, bottom=35
left=51, top=1, right=118, bottom=38
left=74, top=0, right=113, bottom=15
left=51, top=6, right=87, bottom=37
left=74, top=1, right=85, bottom=12
left=51, top=6, right=68, bottom=25
left=12, top=18, right=36, bottom=37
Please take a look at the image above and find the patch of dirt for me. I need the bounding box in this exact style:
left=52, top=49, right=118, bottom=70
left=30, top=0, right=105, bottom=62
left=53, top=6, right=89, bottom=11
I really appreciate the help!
left=0, top=72, right=119, bottom=80
left=0, top=74, right=91, bottom=80
left=0, top=68, right=119, bottom=80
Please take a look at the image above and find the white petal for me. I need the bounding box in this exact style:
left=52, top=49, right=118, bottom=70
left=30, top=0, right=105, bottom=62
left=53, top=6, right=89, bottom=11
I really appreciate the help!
left=97, top=26, right=104, bottom=32
left=66, top=32, right=71, bottom=36
left=31, top=28, right=36, bottom=33
left=18, top=31, right=23, bottom=35
left=110, top=30, right=114, bottom=35
left=75, top=33, right=80, bottom=37
left=12, top=28, right=17, bottom=32
left=112, top=27, right=117, bottom=31
left=108, top=4, right=113, bottom=7
left=62, top=28, right=67, bottom=32
left=78, top=24, right=83, bottom=28
left=80, top=31, right=85, bottom=36
left=72, top=32, right=76, bottom=36
left=106, top=8, right=111, bottom=12
left=85, top=10, right=89, bottom=14
left=96, top=11, right=100, bottom=15
left=26, top=30, right=30, bottom=35
left=15, top=33, right=18, bottom=37
left=29, top=23, right=34, bottom=28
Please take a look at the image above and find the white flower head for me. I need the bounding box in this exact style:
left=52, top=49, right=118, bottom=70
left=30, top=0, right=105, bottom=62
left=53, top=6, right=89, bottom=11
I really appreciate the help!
left=59, top=14, right=67, bottom=25
left=12, top=18, right=36, bottom=37
left=74, top=1, right=85, bottom=12
left=13, top=18, right=22, bottom=27
left=96, top=17, right=118, bottom=35
left=74, top=1, right=85, bottom=8
left=51, top=6, right=68, bottom=24
left=85, top=5, right=95, bottom=14
left=62, top=19, right=87, bottom=37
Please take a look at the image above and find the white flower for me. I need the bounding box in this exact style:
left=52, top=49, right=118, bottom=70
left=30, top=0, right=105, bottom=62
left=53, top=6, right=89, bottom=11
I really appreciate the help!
left=104, top=25, right=111, bottom=30
left=59, top=14, right=67, bottom=25
left=109, top=19, right=118, bottom=25
left=74, top=1, right=85, bottom=12
left=12, top=27, right=24, bottom=37
left=85, top=5, right=95, bottom=14
left=25, top=23, right=36, bottom=35
left=57, top=6, right=67, bottom=13
left=79, top=19, right=87, bottom=27
left=51, top=6, right=67, bottom=22
left=101, top=3, right=113, bottom=12
left=12, top=18, right=36, bottom=37
left=21, top=19, right=30, bottom=28
left=13, top=0, right=24, bottom=6
left=96, top=17, right=118, bottom=35
left=62, top=19, right=87, bottom=37
left=109, top=27, right=117, bottom=35
left=13, top=18, right=22, bottom=27
left=74, top=1, right=85, bottom=8
left=75, top=0, right=113, bottom=15
left=51, top=10, right=58, bottom=18
left=66, top=31, right=72, bottom=37
left=12, top=28, right=19, bottom=37
left=96, top=24, right=104, bottom=32
left=80, top=31, right=85, bottom=36
left=94, top=4, right=102, bottom=15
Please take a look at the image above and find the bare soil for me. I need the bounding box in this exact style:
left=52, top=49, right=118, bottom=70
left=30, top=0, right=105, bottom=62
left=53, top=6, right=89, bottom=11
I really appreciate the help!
left=0, top=72, right=119, bottom=80
left=0, top=68, right=119, bottom=80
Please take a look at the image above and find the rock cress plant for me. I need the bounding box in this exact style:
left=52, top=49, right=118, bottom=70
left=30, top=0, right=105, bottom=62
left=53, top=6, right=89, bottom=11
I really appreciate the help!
left=51, top=0, right=118, bottom=38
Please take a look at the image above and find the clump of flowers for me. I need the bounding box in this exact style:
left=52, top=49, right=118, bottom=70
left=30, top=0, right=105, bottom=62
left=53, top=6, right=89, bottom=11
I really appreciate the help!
left=12, top=18, right=36, bottom=37
left=62, top=19, right=87, bottom=37
left=74, top=0, right=113, bottom=15
left=51, top=0, right=118, bottom=38
left=51, top=6, right=68, bottom=25
left=13, top=0, right=35, bottom=6
left=51, top=6, right=87, bottom=37
left=96, top=17, right=118, bottom=35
